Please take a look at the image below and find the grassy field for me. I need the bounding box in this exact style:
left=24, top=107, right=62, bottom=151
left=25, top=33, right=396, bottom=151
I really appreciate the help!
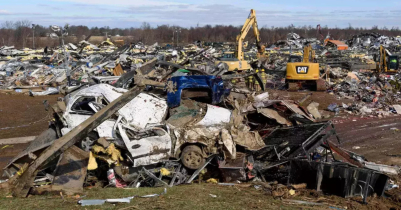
left=0, top=184, right=325, bottom=210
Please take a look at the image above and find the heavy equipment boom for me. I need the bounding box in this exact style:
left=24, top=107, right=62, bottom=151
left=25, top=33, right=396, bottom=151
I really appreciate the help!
left=235, top=9, right=264, bottom=60
left=215, top=9, right=264, bottom=71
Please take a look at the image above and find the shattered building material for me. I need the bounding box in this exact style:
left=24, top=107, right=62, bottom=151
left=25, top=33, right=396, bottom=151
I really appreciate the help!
left=254, top=121, right=340, bottom=163
left=3, top=21, right=401, bottom=209
left=78, top=188, right=167, bottom=206
left=288, top=160, right=389, bottom=203
left=324, top=40, right=349, bottom=51
left=51, top=145, right=89, bottom=195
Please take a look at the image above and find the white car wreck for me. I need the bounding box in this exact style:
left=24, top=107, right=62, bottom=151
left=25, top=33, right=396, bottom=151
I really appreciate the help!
left=4, top=84, right=238, bottom=179
left=4, top=84, right=173, bottom=177
left=59, top=84, right=171, bottom=167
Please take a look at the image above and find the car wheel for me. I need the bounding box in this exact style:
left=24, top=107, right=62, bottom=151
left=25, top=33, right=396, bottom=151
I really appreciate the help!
left=180, top=145, right=205, bottom=170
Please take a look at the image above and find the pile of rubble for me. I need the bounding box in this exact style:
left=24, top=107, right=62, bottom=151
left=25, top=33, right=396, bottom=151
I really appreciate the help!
left=271, top=32, right=321, bottom=50
left=0, top=39, right=240, bottom=95
left=329, top=67, right=401, bottom=117
left=1, top=29, right=401, bottom=207
left=0, top=41, right=160, bottom=93
left=0, top=53, right=399, bottom=206
left=347, top=32, right=401, bottom=51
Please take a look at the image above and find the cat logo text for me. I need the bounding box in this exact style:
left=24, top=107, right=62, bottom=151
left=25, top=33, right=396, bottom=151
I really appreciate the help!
left=296, top=66, right=309, bottom=74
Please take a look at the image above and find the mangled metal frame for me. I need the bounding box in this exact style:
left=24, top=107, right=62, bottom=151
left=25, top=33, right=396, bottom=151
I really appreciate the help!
left=252, top=120, right=390, bottom=203
left=288, top=159, right=389, bottom=204
left=5, top=57, right=167, bottom=197
left=8, top=86, right=145, bottom=197
left=254, top=121, right=339, bottom=163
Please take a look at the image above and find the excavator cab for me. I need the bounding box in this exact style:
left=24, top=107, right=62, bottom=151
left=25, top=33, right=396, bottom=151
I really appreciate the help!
left=288, top=55, right=302, bottom=63
left=387, top=55, right=399, bottom=71
left=376, top=45, right=399, bottom=74
left=216, top=51, right=250, bottom=71
left=220, top=52, right=237, bottom=60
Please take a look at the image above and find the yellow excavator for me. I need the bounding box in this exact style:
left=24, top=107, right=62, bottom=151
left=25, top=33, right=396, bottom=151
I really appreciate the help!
left=376, top=45, right=399, bottom=74
left=286, top=45, right=326, bottom=91
left=215, top=9, right=265, bottom=71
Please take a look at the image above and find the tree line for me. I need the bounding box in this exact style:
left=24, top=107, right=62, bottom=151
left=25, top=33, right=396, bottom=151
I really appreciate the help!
left=1, top=20, right=401, bottom=49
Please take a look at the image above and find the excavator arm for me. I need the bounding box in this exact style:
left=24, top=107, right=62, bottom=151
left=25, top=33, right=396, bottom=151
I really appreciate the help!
left=302, top=45, right=315, bottom=63
left=235, top=9, right=264, bottom=61
left=377, top=45, right=387, bottom=73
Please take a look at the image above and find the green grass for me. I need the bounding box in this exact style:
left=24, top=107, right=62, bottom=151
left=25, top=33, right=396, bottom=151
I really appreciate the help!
left=0, top=184, right=303, bottom=210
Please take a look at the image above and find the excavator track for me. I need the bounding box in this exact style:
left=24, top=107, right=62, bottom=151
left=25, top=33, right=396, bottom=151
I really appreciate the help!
left=316, top=79, right=328, bottom=91
left=288, top=82, right=300, bottom=91
left=287, top=80, right=327, bottom=91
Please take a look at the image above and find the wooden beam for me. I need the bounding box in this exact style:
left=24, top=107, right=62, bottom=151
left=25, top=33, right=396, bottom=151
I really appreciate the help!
left=0, top=136, right=36, bottom=145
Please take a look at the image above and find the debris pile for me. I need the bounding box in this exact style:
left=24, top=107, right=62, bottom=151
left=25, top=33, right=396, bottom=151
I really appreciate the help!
left=0, top=52, right=398, bottom=206
left=348, top=32, right=401, bottom=51
left=1, top=21, right=401, bottom=207
left=329, top=68, right=401, bottom=117
left=272, top=32, right=321, bottom=50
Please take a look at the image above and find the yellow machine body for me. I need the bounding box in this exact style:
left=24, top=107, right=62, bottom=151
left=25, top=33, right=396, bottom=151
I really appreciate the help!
left=216, top=9, right=264, bottom=71
left=286, top=63, right=320, bottom=80
left=286, top=45, right=319, bottom=80
left=286, top=45, right=326, bottom=91
left=214, top=52, right=251, bottom=71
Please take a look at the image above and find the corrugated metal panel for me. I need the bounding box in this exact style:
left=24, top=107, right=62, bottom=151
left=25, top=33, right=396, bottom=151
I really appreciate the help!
left=328, top=40, right=348, bottom=47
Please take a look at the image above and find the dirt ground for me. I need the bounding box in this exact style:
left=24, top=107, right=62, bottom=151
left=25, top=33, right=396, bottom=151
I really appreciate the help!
left=0, top=144, right=27, bottom=175
left=0, top=92, right=60, bottom=139
left=1, top=92, right=401, bottom=209
left=334, top=115, right=401, bottom=165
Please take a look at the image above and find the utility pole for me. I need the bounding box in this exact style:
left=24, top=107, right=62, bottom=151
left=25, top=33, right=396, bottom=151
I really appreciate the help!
left=290, top=24, right=294, bottom=55
left=176, top=28, right=181, bottom=47
left=22, top=33, right=29, bottom=49
left=50, top=24, right=70, bottom=86
left=32, top=24, right=36, bottom=49
left=62, top=25, right=70, bottom=86
left=61, top=31, right=69, bottom=85
left=172, top=30, right=175, bottom=47
left=103, top=32, right=109, bottom=40
left=24, top=34, right=30, bottom=49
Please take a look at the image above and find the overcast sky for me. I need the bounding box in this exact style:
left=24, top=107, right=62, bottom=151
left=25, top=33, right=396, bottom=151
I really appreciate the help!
left=1, top=0, right=401, bottom=28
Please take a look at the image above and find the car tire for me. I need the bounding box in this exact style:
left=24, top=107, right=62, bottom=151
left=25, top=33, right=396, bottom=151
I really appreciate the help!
left=180, top=145, right=205, bottom=170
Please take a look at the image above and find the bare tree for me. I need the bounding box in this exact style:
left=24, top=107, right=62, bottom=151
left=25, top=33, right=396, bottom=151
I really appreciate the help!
left=1, top=20, right=401, bottom=48
left=14, top=20, right=32, bottom=48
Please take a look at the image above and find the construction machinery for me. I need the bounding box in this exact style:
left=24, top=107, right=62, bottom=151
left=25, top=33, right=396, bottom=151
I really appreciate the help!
left=286, top=45, right=326, bottom=91
left=215, top=9, right=265, bottom=71
left=376, top=45, right=399, bottom=74
left=114, top=39, right=125, bottom=47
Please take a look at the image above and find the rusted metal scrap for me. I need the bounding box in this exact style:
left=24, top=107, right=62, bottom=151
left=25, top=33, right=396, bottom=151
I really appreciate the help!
left=51, top=145, right=89, bottom=195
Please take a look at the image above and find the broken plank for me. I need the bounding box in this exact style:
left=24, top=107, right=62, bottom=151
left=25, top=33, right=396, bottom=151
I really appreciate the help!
left=0, top=136, right=36, bottom=145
